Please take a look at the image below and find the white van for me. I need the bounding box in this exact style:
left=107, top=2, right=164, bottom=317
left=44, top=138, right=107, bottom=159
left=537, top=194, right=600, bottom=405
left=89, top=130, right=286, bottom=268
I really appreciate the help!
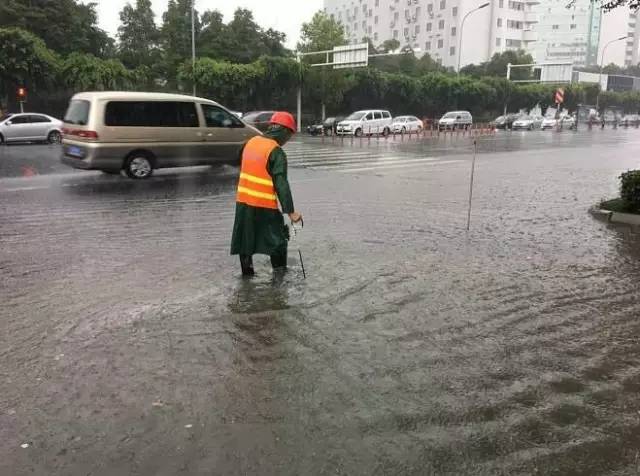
left=336, top=110, right=392, bottom=137
left=60, top=92, right=260, bottom=179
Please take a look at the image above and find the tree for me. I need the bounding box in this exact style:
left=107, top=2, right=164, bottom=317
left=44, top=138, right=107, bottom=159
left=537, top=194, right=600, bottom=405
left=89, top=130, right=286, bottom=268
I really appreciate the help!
left=117, top=0, right=160, bottom=69
left=225, top=9, right=276, bottom=63
left=379, top=39, right=401, bottom=53
left=0, top=0, right=113, bottom=57
left=298, top=11, right=346, bottom=53
left=160, top=0, right=200, bottom=86
left=579, top=0, right=640, bottom=11
left=0, top=27, right=60, bottom=109
left=460, top=50, right=533, bottom=81
left=61, top=53, right=133, bottom=91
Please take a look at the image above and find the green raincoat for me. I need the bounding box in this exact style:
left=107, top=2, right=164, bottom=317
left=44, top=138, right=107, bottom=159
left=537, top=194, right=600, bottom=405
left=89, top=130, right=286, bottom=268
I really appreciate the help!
left=230, top=128, right=294, bottom=257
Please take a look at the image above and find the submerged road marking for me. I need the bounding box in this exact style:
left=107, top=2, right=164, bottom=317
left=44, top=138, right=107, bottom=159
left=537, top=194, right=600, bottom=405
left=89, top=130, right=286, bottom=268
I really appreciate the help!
left=336, top=159, right=464, bottom=173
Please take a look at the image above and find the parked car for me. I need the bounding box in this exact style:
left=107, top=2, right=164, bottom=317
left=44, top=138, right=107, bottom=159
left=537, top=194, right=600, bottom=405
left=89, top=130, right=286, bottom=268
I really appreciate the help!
left=438, top=111, right=473, bottom=131
left=541, top=115, right=576, bottom=130
left=0, top=113, right=62, bottom=145
left=391, top=115, right=424, bottom=133
left=541, top=116, right=558, bottom=130
left=493, top=113, right=521, bottom=130
left=307, top=122, right=324, bottom=136
left=322, top=116, right=345, bottom=135
left=512, top=115, right=543, bottom=130
left=60, top=91, right=260, bottom=179
left=336, top=110, right=392, bottom=137
left=621, top=114, right=640, bottom=127
left=242, top=110, right=276, bottom=132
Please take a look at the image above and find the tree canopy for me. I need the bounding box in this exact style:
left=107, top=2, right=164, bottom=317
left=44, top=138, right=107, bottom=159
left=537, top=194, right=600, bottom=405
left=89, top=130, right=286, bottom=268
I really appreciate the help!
left=117, top=0, right=160, bottom=69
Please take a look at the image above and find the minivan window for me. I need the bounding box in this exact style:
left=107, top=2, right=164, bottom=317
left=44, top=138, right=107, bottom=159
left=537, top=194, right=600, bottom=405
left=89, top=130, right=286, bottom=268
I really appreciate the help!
left=443, top=112, right=458, bottom=119
left=365, top=112, right=374, bottom=120
left=374, top=111, right=382, bottom=120
left=105, top=101, right=199, bottom=127
left=202, top=104, right=244, bottom=128
left=345, top=112, right=367, bottom=121
left=64, top=100, right=90, bottom=125
left=383, top=111, right=391, bottom=119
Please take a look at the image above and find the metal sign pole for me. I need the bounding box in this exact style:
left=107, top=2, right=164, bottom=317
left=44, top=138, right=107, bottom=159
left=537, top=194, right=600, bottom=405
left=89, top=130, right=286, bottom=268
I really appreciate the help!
left=466, top=139, right=478, bottom=232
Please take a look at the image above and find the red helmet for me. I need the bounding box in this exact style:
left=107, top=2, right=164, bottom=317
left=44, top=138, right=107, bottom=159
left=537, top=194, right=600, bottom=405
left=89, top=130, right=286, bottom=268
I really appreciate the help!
left=270, top=111, right=297, bottom=132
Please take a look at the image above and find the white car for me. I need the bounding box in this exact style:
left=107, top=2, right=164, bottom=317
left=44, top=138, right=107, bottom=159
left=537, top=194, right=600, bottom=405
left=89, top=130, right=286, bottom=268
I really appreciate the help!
left=0, top=112, right=63, bottom=144
left=542, top=115, right=575, bottom=130
left=512, top=115, right=543, bottom=130
left=392, top=116, right=423, bottom=133
left=336, top=110, right=393, bottom=137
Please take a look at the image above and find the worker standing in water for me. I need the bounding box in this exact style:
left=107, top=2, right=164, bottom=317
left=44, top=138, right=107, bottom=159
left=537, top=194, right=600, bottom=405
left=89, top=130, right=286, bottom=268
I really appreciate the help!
left=231, top=112, right=303, bottom=276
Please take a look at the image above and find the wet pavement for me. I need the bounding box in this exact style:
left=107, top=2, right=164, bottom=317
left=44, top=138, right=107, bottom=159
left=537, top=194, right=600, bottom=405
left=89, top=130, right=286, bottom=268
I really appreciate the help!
left=2, top=130, right=640, bottom=475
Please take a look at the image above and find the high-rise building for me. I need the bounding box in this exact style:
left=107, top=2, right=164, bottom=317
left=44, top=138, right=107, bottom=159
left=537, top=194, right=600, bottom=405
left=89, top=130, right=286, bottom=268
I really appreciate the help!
left=323, top=0, right=539, bottom=70
left=532, top=0, right=601, bottom=67
left=323, top=0, right=606, bottom=70
left=599, top=8, right=640, bottom=67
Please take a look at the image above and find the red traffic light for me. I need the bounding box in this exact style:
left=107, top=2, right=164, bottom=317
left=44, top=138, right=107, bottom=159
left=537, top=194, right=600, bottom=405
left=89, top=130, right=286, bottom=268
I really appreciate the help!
left=17, top=87, right=27, bottom=98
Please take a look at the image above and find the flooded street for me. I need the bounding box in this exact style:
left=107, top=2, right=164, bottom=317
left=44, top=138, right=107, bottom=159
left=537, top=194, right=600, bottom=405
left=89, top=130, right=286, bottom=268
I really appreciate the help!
left=2, top=130, right=640, bottom=475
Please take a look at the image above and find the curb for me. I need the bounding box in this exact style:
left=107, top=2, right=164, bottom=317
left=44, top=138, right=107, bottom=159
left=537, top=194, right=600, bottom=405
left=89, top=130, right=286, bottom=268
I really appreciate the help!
left=589, top=205, right=640, bottom=227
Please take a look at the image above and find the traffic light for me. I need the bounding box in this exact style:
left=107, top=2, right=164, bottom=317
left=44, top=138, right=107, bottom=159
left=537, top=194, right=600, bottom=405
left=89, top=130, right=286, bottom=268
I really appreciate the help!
left=17, top=87, right=27, bottom=101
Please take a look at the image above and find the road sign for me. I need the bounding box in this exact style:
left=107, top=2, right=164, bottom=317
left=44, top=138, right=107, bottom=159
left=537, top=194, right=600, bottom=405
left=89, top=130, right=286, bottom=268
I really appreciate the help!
left=333, top=43, right=369, bottom=69
left=555, top=88, right=565, bottom=104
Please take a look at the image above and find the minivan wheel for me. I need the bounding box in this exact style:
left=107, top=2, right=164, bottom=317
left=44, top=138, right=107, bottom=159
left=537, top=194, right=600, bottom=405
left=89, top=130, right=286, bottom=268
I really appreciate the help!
left=355, top=128, right=363, bottom=138
left=48, top=130, right=61, bottom=144
left=124, top=154, right=154, bottom=179
left=382, top=127, right=390, bottom=137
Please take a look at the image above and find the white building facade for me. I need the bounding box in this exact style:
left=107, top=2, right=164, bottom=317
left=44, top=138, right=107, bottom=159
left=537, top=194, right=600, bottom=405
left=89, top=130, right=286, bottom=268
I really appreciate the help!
left=324, top=0, right=539, bottom=69
left=324, top=0, right=639, bottom=69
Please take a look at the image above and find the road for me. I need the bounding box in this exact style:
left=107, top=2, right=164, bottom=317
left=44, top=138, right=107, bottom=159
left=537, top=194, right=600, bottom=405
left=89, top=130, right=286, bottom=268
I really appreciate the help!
left=2, top=130, right=640, bottom=475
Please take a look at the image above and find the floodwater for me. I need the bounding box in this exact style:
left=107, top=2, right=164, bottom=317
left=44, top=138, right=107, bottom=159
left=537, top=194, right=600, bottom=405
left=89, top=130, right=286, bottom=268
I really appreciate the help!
left=2, top=130, right=640, bottom=475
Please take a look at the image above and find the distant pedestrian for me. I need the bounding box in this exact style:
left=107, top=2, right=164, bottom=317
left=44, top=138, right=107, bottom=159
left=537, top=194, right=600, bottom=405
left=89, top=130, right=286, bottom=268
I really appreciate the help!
left=230, top=112, right=303, bottom=276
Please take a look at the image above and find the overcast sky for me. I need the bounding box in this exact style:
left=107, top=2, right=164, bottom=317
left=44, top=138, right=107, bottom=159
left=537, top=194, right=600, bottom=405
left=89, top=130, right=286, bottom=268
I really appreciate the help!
left=82, top=0, right=323, bottom=48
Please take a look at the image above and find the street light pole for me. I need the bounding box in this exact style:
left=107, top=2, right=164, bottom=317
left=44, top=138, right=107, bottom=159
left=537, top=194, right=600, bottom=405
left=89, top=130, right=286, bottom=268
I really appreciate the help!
left=191, top=0, right=196, bottom=96
left=457, top=2, right=490, bottom=74
left=597, top=35, right=628, bottom=110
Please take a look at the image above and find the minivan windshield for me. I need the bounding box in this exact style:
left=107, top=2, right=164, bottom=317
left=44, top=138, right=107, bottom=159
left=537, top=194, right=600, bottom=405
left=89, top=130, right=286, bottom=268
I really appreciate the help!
left=64, top=100, right=90, bottom=125
left=345, top=112, right=367, bottom=121
left=442, top=112, right=460, bottom=119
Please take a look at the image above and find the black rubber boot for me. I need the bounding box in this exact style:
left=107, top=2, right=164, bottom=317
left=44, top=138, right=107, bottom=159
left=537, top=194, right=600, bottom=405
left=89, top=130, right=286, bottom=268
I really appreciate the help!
left=270, top=247, right=288, bottom=271
left=240, top=255, right=255, bottom=276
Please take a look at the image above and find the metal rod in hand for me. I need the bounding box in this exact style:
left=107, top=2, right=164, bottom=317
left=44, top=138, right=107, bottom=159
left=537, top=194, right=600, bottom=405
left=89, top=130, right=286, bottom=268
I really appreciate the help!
left=292, top=217, right=307, bottom=279
left=466, top=139, right=478, bottom=232
left=298, top=249, right=306, bottom=279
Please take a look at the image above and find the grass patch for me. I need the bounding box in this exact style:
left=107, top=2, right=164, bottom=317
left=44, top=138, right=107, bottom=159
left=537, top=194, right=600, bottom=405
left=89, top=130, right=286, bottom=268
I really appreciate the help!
left=599, top=198, right=640, bottom=215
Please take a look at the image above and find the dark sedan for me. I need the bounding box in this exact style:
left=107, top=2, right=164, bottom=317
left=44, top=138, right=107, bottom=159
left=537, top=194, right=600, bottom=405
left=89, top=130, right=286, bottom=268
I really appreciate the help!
left=493, top=113, right=522, bottom=130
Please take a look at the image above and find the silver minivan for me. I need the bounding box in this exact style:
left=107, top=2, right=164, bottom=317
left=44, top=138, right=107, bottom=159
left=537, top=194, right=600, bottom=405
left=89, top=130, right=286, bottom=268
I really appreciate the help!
left=438, top=110, right=473, bottom=131
left=336, top=110, right=392, bottom=137
left=61, top=92, right=260, bottom=179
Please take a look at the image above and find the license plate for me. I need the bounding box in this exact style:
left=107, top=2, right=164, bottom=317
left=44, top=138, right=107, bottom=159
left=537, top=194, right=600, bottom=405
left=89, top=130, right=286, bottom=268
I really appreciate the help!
left=67, top=146, right=83, bottom=158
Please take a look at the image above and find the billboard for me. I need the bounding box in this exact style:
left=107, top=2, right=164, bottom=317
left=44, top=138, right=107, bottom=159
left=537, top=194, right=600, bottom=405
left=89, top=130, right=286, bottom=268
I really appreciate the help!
left=333, top=43, right=369, bottom=69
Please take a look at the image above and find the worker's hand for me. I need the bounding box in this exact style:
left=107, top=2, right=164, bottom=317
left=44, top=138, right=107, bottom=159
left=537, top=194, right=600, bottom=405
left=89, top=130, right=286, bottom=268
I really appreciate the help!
left=289, top=212, right=303, bottom=224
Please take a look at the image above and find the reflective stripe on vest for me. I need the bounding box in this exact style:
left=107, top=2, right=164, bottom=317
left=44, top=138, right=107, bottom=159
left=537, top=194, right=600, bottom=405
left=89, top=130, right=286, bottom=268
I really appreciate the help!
left=236, top=136, right=279, bottom=209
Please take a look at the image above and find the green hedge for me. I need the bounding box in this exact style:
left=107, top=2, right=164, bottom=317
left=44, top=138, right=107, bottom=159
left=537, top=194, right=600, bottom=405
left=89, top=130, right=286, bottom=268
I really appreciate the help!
left=620, top=171, right=640, bottom=211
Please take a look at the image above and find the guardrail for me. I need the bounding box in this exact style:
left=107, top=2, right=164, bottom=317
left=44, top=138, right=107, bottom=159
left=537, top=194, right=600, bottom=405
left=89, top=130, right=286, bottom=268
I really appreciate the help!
left=318, top=123, right=496, bottom=144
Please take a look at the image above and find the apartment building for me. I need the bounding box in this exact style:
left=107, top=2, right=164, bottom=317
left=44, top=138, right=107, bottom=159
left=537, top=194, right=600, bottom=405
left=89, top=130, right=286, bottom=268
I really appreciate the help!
left=323, top=0, right=538, bottom=69
left=599, top=7, right=640, bottom=67
left=324, top=0, right=612, bottom=69
left=532, top=0, right=601, bottom=67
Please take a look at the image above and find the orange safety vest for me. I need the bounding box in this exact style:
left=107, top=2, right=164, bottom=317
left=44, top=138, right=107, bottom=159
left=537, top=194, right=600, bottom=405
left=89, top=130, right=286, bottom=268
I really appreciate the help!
left=236, top=136, right=279, bottom=210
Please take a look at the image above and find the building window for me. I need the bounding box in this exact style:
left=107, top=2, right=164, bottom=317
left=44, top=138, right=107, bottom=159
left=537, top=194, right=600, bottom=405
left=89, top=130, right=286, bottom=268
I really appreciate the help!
left=451, top=26, right=456, bottom=36
left=354, top=22, right=358, bottom=30
left=375, top=0, right=379, bottom=6
left=438, top=39, right=444, bottom=48
left=405, top=9, right=410, bottom=20
left=508, top=1, right=524, bottom=10
left=404, top=27, right=409, bottom=37
left=570, top=24, right=576, bottom=29
left=427, top=22, right=432, bottom=31
left=362, top=20, right=366, bottom=29
left=552, top=24, right=559, bottom=30
left=416, top=6, right=421, bottom=16
left=425, top=41, right=431, bottom=50
left=507, top=20, right=523, bottom=29
left=452, top=6, right=458, bottom=16
left=368, top=26, right=372, bottom=34
left=496, top=37, right=501, bottom=46
left=439, top=19, right=445, bottom=29
left=450, top=46, right=455, bottom=56
left=440, top=0, right=446, bottom=10
left=505, top=39, right=522, bottom=47
left=369, top=9, right=373, bottom=17
left=374, top=32, right=378, bottom=41
left=499, top=0, right=504, bottom=7
left=374, top=15, right=378, bottom=24
left=394, top=11, right=399, bottom=20
left=427, top=3, right=434, bottom=14
left=415, top=25, right=421, bottom=34
left=393, top=30, right=399, bottom=39
left=497, top=18, right=502, bottom=27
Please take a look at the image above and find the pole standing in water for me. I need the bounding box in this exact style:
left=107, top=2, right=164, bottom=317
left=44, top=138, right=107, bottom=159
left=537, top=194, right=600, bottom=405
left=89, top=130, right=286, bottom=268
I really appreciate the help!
left=230, top=112, right=303, bottom=276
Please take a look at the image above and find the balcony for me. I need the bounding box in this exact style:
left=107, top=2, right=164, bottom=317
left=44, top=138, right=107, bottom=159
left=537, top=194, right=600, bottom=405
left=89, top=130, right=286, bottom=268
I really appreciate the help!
left=523, top=11, right=538, bottom=24
left=522, top=30, right=537, bottom=42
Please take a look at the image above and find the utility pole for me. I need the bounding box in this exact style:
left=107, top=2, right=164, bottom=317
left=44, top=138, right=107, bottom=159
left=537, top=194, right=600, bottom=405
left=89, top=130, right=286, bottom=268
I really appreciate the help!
left=457, top=2, right=490, bottom=74
left=597, top=35, right=628, bottom=111
left=191, top=0, right=196, bottom=96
